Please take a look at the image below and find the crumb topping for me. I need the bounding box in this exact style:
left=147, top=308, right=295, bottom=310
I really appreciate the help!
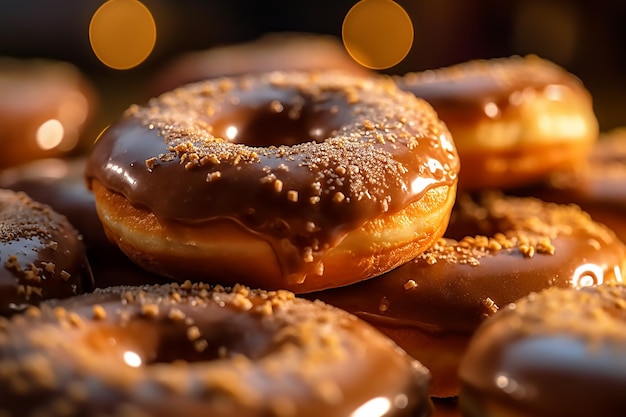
left=397, top=54, right=586, bottom=96
left=418, top=193, right=616, bottom=266
left=506, top=283, right=626, bottom=343
left=0, top=282, right=422, bottom=415
left=0, top=189, right=91, bottom=311
left=88, top=71, right=459, bottom=285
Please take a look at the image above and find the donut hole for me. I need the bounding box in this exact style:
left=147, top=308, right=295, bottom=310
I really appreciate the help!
left=446, top=196, right=518, bottom=241
left=211, top=88, right=354, bottom=146
left=85, top=314, right=274, bottom=366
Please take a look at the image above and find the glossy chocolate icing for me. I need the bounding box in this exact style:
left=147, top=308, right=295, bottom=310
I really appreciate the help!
left=396, top=55, right=598, bottom=190
left=459, top=284, right=626, bottom=417
left=396, top=55, right=588, bottom=129
left=0, top=189, right=93, bottom=316
left=0, top=283, right=432, bottom=417
left=86, top=72, right=459, bottom=285
left=308, top=193, right=626, bottom=337
left=0, top=158, right=173, bottom=289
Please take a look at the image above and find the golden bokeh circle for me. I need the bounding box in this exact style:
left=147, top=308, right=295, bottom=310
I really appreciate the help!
left=89, top=0, right=157, bottom=70
left=342, top=0, right=414, bottom=70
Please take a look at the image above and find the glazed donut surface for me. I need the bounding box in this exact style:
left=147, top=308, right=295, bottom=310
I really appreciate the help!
left=0, top=282, right=432, bottom=417
left=308, top=193, right=626, bottom=397
left=0, top=158, right=170, bottom=289
left=0, top=189, right=93, bottom=316
left=86, top=71, right=459, bottom=292
left=459, top=284, right=626, bottom=417
left=396, top=55, right=598, bottom=190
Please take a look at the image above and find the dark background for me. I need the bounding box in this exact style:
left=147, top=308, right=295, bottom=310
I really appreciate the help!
left=1, top=0, right=625, bottom=135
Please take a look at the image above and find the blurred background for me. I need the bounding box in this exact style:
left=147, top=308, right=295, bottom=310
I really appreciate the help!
left=1, top=0, right=625, bottom=146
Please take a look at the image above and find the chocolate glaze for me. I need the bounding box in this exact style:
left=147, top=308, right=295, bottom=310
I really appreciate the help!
left=307, top=194, right=626, bottom=396
left=396, top=55, right=589, bottom=130
left=395, top=55, right=598, bottom=190
left=86, top=72, right=459, bottom=285
left=0, top=158, right=173, bottom=289
left=0, top=283, right=432, bottom=417
left=0, top=189, right=93, bottom=316
left=309, top=193, right=625, bottom=335
left=459, top=284, right=626, bottom=417
left=0, top=158, right=107, bottom=250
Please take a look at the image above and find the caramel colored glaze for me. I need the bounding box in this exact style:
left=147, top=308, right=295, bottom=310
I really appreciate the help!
left=459, top=284, right=626, bottom=417
left=149, top=32, right=371, bottom=96
left=0, top=57, right=96, bottom=168
left=0, top=283, right=432, bottom=417
left=395, top=55, right=598, bottom=190
left=86, top=71, right=459, bottom=286
left=0, top=190, right=93, bottom=316
left=0, top=158, right=170, bottom=289
left=519, top=128, right=626, bottom=243
left=307, top=193, right=626, bottom=396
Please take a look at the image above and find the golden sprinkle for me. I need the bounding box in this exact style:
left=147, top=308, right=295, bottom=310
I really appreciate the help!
left=378, top=297, right=390, bottom=313
left=274, top=179, right=284, bottom=193
left=168, top=308, right=186, bottom=321
left=482, top=297, right=499, bottom=316
left=53, top=306, right=68, bottom=321
left=303, top=247, right=314, bottom=263
left=41, top=262, right=55, bottom=274
left=332, top=192, right=346, bottom=203
left=60, top=270, right=71, bottom=281
left=141, top=303, right=159, bottom=317
left=287, top=190, right=299, bottom=202
left=68, top=312, right=84, bottom=328
left=25, top=306, right=41, bottom=318
left=145, top=157, right=157, bottom=170
left=123, top=291, right=135, bottom=303
left=403, top=279, right=417, bottom=290
left=4, top=255, right=20, bottom=271
left=270, top=100, right=284, bottom=113
left=187, top=326, right=201, bottom=341
left=206, top=171, right=222, bottom=182
left=194, top=339, right=209, bottom=353
left=92, top=305, right=107, bottom=320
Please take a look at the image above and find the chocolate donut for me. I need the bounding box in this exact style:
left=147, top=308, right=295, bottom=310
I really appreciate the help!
left=0, top=158, right=170, bottom=289
left=459, top=284, right=626, bottom=417
left=86, top=71, right=459, bottom=293
left=0, top=282, right=432, bottom=417
left=396, top=55, right=598, bottom=190
left=308, top=193, right=626, bottom=397
left=0, top=189, right=93, bottom=316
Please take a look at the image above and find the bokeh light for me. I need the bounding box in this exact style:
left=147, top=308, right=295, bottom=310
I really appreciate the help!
left=342, top=0, right=414, bottom=70
left=89, top=0, right=157, bottom=70
left=36, top=119, right=64, bottom=150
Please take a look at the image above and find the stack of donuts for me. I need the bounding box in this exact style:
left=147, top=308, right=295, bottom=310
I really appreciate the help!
left=1, top=34, right=626, bottom=417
